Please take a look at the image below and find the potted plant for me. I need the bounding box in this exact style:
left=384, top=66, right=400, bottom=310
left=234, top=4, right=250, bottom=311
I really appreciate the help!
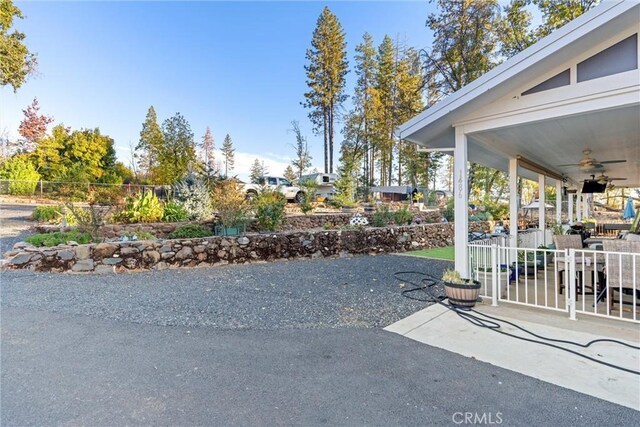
left=442, top=269, right=481, bottom=308
left=211, top=179, right=249, bottom=236
left=413, top=192, right=424, bottom=210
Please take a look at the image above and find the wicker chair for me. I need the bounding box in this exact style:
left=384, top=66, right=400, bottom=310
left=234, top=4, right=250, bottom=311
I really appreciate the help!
left=602, top=240, right=640, bottom=309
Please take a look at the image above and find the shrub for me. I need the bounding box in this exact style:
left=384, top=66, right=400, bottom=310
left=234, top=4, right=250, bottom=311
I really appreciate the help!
left=253, top=188, right=287, bottom=231
left=88, top=186, right=126, bottom=206
left=470, top=212, right=493, bottom=221
left=32, top=206, right=62, bottom=223
left=168, top=224, right=213, bottom=239
left=372, top=205, right=392, bottom=227
left=211, top=179, right=248, bottom=227
left=297, top=179, right=317, bottom=214
left=163, top=200, right=190, bottom=222
left=484, top=202, right=509, bottom=220
left=0, top=155, right=40, bottom=195
left=174, top=175, right=212, bottom=220
left=25, top=230, right=92, bottom=247
left=443, top=198, right=454, bottom=222
left=116, top=191, right=164, bottom=223
left=393, top=206, right=413, bottom=225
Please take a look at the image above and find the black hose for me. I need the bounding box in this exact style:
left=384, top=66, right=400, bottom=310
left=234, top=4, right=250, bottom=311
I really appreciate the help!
left=394, top=271, right=640, bottom=376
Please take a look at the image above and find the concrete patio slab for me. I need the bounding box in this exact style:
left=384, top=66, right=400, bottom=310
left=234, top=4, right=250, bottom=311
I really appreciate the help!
left=385, top=300, right=640, bottom=410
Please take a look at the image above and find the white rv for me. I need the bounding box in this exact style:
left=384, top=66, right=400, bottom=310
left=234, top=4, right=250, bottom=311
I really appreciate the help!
left=297, top=173, right=338, bottom=200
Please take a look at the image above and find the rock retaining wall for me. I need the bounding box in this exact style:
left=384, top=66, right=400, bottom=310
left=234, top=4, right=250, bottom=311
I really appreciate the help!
left=34, top=211, right=452, bottom=239
left=4, top=223, right=455, bottom=273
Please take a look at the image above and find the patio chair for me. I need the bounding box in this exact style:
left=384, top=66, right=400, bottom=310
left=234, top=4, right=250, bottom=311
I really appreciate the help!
left=602, top=240, right=640, bottom=310
left=553, top=235, right=591, bottom=297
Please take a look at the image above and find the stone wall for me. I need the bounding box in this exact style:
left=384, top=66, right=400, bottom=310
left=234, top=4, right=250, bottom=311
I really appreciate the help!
left=34, top=211, right=449, bottom=239
left=4, top=223, right=455, bottom=273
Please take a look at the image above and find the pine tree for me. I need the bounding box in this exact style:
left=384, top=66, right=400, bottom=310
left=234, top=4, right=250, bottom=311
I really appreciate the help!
left=200, top=126, right=217, bottom=177
left=156, top=113, right=196, bottom=184
left=283, top=165, right=297, bottom=183
left=290, top=120, right=312, bottom=179
left=352, top=33, right=377, bottom=187
left=221, top=134, right=235, bottom=178
left=17, top=98, right=53, bottom=153
left=249, top=158, right=267, bottom=184
left=303, top=6, right=348, bottom=174
left=137, top=106, right=163, bottom=182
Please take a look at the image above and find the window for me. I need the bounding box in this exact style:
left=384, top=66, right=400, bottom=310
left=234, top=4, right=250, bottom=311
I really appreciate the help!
left=522, top=69, right=570, bottom=96
left=279, top=179, right=291, bottom=187
left=577, top=34, right=638, bottom=82
left=268, top=177, right=277, bottom=186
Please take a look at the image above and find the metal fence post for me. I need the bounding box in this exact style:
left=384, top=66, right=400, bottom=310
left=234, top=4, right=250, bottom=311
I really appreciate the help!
left=568, top=248, right=577, bottom=320
left=491, top=244, right=498, bottom=307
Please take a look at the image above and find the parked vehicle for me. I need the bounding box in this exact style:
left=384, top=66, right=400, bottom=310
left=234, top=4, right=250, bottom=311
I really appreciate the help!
left=297, top=173, right=338, bottom=200
left=243, top=176, right=305, bottom=203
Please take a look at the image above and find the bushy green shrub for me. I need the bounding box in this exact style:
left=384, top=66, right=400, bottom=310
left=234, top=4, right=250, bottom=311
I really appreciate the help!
left=298, top=179, right=317, bottom=214
left=470, top=212, right=493, bottom=221
left=443, top=198, right=454, bottom=222
left=163, top=200, right=190, bottom=222
left=174, top=175, right=212, bottom=220
left=484, top=202, right=509, bottom=220
left=168, top=224, right=213, bottom=239
left=253, top=188, right=287, bottom=231
left=0, top=155, right=40, bottom=195
left=25, top=230, right=92, bottom=247
left=393, top=207, right=413, bottom=225
left=372, top=205, right=392, bottom=227
left=116, top=191, right=164, bottom=223
left=32, top=205, right=62, bottom=222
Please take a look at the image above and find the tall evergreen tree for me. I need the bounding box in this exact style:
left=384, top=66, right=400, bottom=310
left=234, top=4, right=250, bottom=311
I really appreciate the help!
left=283, top=165, right=297, bottom=183
left=352, top=32, right=377, bottom=187
left=290, top=120, right=312, bottom=179
left=303, top=6, right=348, bottom=174
left=137, top=106, right=163, bottom=182
left=249, top=158, right=267, bottom=183
left=221, top=134, right=235, bottom=178
left=157, top=113, right=196, bottom=184
left=200, top=126, right=217, bottom=177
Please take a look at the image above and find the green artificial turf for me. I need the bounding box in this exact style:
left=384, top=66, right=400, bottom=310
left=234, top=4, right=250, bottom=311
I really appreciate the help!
left=406, top=245, right=455, bottom=261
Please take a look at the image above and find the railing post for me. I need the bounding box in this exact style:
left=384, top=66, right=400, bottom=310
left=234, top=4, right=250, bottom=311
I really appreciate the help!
left=39, top=180, right=43, bottom=197
left=568, top=248, right=577, bottom=320
left=491, top=244, right=498, bottom=307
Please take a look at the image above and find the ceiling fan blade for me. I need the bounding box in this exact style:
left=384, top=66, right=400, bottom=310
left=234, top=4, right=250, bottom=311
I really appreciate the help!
left=599, top=160, right=627, bottom=164
left=608, top=177, right=627, bottom=180
left=557, top=163, right=581, bottom=167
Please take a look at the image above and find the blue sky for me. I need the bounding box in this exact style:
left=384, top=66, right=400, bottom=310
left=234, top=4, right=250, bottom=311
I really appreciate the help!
left=1, top=1, right=434, bottom=180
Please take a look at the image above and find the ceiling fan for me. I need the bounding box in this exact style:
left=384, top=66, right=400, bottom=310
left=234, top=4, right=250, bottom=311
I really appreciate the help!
left=558, top=149, right=626, bottom=172
left=594, top=172, right=627, bottom=184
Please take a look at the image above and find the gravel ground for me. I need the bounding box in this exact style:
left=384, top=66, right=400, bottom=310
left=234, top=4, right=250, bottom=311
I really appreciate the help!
left=0, top=204, right=35, bottom=254
left=1, top=254, right=451, bottom=329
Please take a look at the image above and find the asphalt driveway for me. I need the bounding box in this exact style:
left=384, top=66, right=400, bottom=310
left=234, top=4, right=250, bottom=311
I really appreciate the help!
left=2, top=255, right=638, bottom=425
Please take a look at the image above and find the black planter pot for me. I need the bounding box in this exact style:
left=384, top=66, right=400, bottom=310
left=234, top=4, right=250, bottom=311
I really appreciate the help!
left=444, top=279, right=481, bottom=308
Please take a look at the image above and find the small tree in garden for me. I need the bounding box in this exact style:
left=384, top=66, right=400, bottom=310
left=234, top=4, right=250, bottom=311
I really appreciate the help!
left=297, top=178, right=317, bottom=214
left=173, top=174, right=212, bottom=220
left=211, top=179, right=248, bottom=228
left=283, top=165, right=297, bottom=183
left=0, top=154, right=40, bottom=195
left=253, top=188, right=287, bottom=231
left=249, top=158, right=268, bottom=184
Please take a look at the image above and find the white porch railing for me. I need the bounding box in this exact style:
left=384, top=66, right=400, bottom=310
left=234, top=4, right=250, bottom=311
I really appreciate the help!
left=468, top=242, right=639, bottom=323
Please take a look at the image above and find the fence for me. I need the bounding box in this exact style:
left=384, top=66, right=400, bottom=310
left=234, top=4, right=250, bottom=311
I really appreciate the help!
left=469, top=242, right=639, bottom=323
left=0, top=180, right=171, bottom=200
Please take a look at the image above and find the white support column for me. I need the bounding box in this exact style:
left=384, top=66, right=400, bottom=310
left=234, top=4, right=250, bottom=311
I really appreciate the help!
left=555, top=180, right=562, bottom=224
left=509, top=158, right=518, bottom=248
left=454, top=127, right=469, bottom=278
left=583, top=194, right=589, bottom=218
left=538, top=174, right=546, bottom=246
left=577, top=192, right=582, bottom=221
left=568, top=193, right=574, bottom=223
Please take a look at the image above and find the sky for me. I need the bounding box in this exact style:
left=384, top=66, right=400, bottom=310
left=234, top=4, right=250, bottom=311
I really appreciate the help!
left=0, top=0, right=435, bottom=181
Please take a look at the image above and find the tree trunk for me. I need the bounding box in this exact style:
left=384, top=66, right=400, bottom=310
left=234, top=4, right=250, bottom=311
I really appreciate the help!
left=323, top=109, right=328, bottom=174
left=328, top=102, right=334, bottom=174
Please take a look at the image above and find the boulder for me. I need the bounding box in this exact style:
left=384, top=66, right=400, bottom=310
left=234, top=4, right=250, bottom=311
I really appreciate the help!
left=75, top=245, right=92, bottom=260
left=72, top=259, right=94, bottom=272
left=10, top=253, right=32, bottom=265
left=120, top=247, right=140, bottom=256
left=103, top=257, right=123, bottom=265
left=57, top=250, right=75, bottom=261
left=94, top=243, right=117, bottom=258
left=175, top=246, right=193, bottom=260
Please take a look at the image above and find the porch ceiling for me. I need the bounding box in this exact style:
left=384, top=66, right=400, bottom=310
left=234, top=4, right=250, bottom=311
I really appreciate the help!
left=466, top=104, right=640, bottom=188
